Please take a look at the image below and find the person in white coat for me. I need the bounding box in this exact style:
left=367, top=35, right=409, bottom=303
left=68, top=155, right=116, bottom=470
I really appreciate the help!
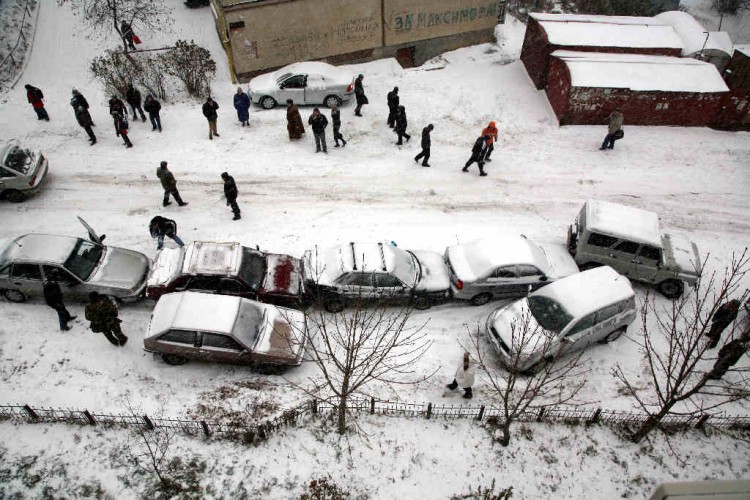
left=446, top=352, right=476, bottom=399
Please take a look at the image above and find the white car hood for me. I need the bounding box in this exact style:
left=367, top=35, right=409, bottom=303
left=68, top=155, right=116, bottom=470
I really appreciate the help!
left=490, top=299, right=555, bottom=358
left=89, top=247, right=149, bottom=290
left=538, top=243, right=580, bottom=279
left=411, top=250, right=450, bottom=293
left=248, top=73, right=277, bottom=96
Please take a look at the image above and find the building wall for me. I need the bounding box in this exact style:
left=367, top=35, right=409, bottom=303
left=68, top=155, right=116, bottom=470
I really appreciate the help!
left=711, top=89, right=750, bottom=130
left=217, top=0, right=506, bottom=81
left=725, top=50, right=750, bottom=90
left=546, top=57, right=725, bottom=126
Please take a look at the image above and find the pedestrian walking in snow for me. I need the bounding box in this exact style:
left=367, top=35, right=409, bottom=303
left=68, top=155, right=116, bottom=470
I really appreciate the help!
left=156, top=161, right=187, bottom=207
left=708, top=329, right=749, bottom=380
left=481, top=121, right=499, bottom=162
left=353, top=74, right=368, bottom=117
left=414, top=124, right=433, bottom=167
left=600, top=109, right=624, bottom=150
left=394, top=105, right=411, bottom=145
left=463, top=135, right=489, bottom=176
left=85, top=292, right=127, bottom=347
left=308, top=107, right=328, bottom=153
left=120, top=20, right=136, bottom=51
left=109, top=95, right=126, bottom=134
left=126, top=84, right=146, bottom=122
left=70, top=89, right=90, bottom=113
left=446, top=352, right=476, bottom=399
left=44, top=272, right=75, bottom=332
left=112, top=109, right=133, bottom=148
left=386, top=87, right=399, bottom=128
left=144, top=94, right=162, bottom=131
left=221, top=172, right=241, bottom=220
left=706, top=299, right=741, bottom=349
left=331, top=105, right=347, bottom=147
left=203, top=96, right=220, bottom=140
left=234, top=87, right=250, bottom=127
left=286, top=99, right=305, bottom=140
left=75, top=105, right=97, bottom=145
left=149, top=215, right=184, bottom=250
left=25, top=84, right=49, bottom=121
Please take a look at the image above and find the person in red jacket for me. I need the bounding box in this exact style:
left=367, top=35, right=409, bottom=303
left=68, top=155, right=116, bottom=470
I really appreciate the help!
left=25, top=84, right=49, bottom=121
left=481, top=121, right=498, bottom=162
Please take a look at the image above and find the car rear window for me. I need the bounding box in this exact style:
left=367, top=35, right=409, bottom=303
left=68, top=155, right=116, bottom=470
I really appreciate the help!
left=587, top=233, right=618, bottom=248
left=4, top=146, right=33, bottom=174
left=160, top=330, right=197, bottom=345
left=238, top=248, right=266, bottom=290
left=64, top=239, right=103, bottom=281
left=202, top=333, right=244, bottom=351
left=528, top=296, right=573, bottom=334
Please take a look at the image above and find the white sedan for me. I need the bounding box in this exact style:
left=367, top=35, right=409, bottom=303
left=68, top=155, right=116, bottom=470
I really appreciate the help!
left=248, top=61, right=355, bottom=110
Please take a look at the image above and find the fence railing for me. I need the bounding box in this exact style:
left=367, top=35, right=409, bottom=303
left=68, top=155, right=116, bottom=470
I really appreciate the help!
left=0, top=0, right=37, bottom=85
left=2, top=399, right=748, bottom=445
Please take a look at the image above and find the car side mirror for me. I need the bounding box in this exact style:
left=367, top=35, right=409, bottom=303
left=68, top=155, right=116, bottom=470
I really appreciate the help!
left=539, top=275, right=548, bottom=282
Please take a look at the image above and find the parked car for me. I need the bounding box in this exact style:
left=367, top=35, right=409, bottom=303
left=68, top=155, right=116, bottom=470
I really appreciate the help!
left=0, top=142, right=48, bottom=202
left=445, top=235, right=579, bottom=305
left=302, top=241, right=451, bottom=312
left=485, top=266, right=636, bottom=374
left=0, top=218, right=150, bottom=303
left=248, top=61, right=355, bottom=110
left=146, top=241, right=306, bottom=309
left=567, top=199, right=702, bottom=298
left=144, top=291, right=307, bottom=372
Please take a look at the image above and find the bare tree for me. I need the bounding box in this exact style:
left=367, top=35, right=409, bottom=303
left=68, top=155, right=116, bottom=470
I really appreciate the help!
left=613, top=250, right=750, bottom=443
left=119, top=399, right=177, bottom=488
left=59, top=0, right=171, bottom=51
left=160, top=40, right=216, bottom=98
left=470, top=309, right=589, bottom=446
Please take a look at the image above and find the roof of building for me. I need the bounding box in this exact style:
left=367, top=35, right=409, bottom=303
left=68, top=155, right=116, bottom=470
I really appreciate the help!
left=654, top=11, right=733, bottom=56
left=530, top=13, right=661, bottom=25
left=551, top=50, right=729, bottom=93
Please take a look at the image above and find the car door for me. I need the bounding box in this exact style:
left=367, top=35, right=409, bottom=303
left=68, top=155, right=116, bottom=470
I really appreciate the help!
left=631, top=244, right=662, bottom=284
left=185, top=275, right=221, bottom=294
left=337, top=272, right=376, bottom=300
left=279, top=75, right=306, bottom=104
left=606, top=241, right=640, bottom=277
left=561, top=311, right=599, bottom=354
left=197, top=332, right=247, bottom=364
left=42, top=265, right=85, bottom=299
left=484, top=265, right=520, bottom=298
left=10, top=262, right=44, bottom=297
left=373, top=273, right=408, bottom=301
left=581, top=232, right=619, bottom=269
left=156, top=329, right=198, bottom=360
left=304, top=74, right=327, bottom=104
left=218, top=277, right=252, bottom=299
left=515, top=264, right=548, bottom=293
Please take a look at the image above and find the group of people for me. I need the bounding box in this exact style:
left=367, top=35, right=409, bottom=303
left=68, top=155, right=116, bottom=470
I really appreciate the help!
left=705, top=299, right=749, bottom=380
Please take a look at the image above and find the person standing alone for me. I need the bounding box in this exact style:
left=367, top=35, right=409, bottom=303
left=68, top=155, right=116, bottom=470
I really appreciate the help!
left=234, top=87, right=250, bottom=127
left=354, top=74, right=368, bottom=117
left=221, top=172, right=241, bottom=220
left=156, top=161, right=187, bottom=207
left=25, top=84, right=49, bottom=121
left=600, top=109, right=624, bottom=150
left=308, top=108, right=329, bottom=153
left=414, top=124, right=433, bottom=167
left=286, top=99, right=305, bottom=140
left=203, top=96, right=220, bottom=140
left=446, top=352, right=476, bottom=399
left=144, top=94, right=162, bottom=132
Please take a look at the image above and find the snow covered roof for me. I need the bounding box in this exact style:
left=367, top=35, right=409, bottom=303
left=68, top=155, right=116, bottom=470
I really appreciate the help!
left=530, top=13, right=662, bottom=25
left=534, top=17, right=682, bottom=50
left=584, top=199, right=662, bottom=248
left=734, top=45, right=750, bottom=57
left=446, top=236, right=549, bottom=282
left=552, top=51, right=729, bottom=93
left=654, top=11, right=733, bottom=56
left=5, top=234, right=79, bottom=264
left=533, top=266, right=634, bottom=319
left=312, top=242, right=417, bottom=287
left=148, top=291, right=243, bottom=337
left=183, top=241, right=242, bottom=276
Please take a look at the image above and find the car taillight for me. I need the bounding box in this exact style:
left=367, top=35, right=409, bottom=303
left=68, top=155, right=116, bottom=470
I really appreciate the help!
left=347, top=82, right=353, bottom=92
left=455, top=279, right=463, bottom=290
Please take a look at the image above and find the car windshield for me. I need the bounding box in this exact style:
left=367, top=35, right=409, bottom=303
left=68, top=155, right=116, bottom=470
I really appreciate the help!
left=238, top=247, right=266, bottom=290
left=234, top=301, right=265, bottom=347
left=275, top=72, right=293, bottom=85
left=4, top=146, right=34, bottom=174
left=527, top=296, right=573, bottom=334
left=64, top=239, right=104, bottom=281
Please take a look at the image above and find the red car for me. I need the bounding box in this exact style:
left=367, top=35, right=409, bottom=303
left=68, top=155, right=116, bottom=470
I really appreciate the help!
left=146, top=241, right=305, bottom=309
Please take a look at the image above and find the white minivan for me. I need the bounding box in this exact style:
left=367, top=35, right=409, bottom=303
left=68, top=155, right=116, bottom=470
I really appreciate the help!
left=485, top=266, right=636, bottom=374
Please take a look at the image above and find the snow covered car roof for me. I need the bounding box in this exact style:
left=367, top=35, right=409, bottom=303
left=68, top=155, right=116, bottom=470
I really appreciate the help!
left=446, top=236, right=550, bottom=282
left=584, top=199, right=663, bottom=248
left=308, top=242, right=417, bottom=287
left=2, top=234, right=81, bottom=264
left=531, top=266, right=634, bottom=319
left=271, top=61, right=353, bottom=85
left=182, top=241, right=243, bottom=276
left=149, top=291, right=244, bottom=337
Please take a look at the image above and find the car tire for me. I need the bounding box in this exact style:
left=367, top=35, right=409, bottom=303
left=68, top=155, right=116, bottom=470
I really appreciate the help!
left=412, top=296, right=432, bottom=310
left=521, top=357, right=551, bottom=376
left=658, top=279, right=684, bottom=299
left=255, top=363, right=285, bottom=375
left=599, top=326, right=627, bottom=344
left=470, top=293, right=492, bottom=306
left=161, top=354, right=189, bottom=366
left=324, top=299, right=345, bottom=313
left=260, top=96, right=277, bottom=110
left=3, top=190, right=27, bottom=203
left=579, top=262, right=601, bottom=272
left=324, top=95, right=341, bottom=108
left=2, top=289, right=27, bottom=303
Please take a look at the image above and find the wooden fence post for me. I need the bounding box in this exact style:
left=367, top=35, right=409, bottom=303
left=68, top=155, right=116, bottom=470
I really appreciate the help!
left=536, top=408, right=545, bottom=422
left=370, top=397, right=375, bottom=415
left=200, top=421, right=211, bottom=437
left=477, top=405, right=485, bottom=421
left=142, top=415, right=155, bottom=430
left=23, top=405, right=39, bottom=420
left=587, top=408, right=602, bottom=425
left=426, top=402, right=432, bottom=419
left=83, top=410, right=96, bottom=426
left=694, top=414, right=710, bottom=429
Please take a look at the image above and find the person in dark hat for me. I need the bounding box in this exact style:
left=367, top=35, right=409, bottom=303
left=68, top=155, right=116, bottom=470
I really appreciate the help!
left=463, top=134, right=490, bottom=176
left=353, top=74, right=368, bottom=117
left=221, top=172, right=241, bottom=220
left=414, top=124, right=433, bottom=167
left=43, top=271, right=75, bottom=331
left=85, top=292, right=127, bottom=346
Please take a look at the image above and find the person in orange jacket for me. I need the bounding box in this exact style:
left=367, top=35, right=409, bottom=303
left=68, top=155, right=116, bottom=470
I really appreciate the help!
left=481, top=121, right=499, bottom=162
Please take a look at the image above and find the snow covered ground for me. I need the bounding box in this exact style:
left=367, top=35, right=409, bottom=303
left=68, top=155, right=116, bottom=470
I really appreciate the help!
left=0, top=1, right=749, bottom=498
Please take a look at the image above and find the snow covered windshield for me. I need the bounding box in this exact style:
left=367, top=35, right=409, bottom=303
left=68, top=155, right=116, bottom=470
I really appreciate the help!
left=64, top=239, right=103, bottom=281
left=238, top=247, right=266, bottom=290
left=4, top=146, right=34, bottom=174
left=234, top=301, right=265, bottom=347
left=527, top=296, right=573, bottom=334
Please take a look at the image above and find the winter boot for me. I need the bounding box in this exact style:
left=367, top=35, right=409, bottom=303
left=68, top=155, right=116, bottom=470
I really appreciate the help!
left=463, top=388, right=473, bottom=399
left=446, top=380, right=458, bottom=391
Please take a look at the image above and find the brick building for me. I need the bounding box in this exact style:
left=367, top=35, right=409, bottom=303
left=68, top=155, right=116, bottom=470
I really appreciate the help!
left=712, top=46, right=750, bottom=130
left=546, top=51, right=729, bottom=126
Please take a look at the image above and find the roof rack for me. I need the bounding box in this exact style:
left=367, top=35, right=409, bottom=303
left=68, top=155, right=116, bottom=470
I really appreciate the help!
left=377, top=242, right=387, bottom=271
left=350, top=242, right=357, bottom=270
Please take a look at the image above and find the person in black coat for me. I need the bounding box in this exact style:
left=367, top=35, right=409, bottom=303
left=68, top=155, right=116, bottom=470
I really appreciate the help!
left=707, top=330, right=749, bottom=380
left=70, top=89, right=89, bottom=112
left=221, top=172, right=240, bottom=220
left=108, top=95, right=126, bottom=134
left=144, top=94, right=162, bottom=131
left=386, top=87, right=399, bottom=128
left=414, top=124, right=433, bottom=167
left=126, top=84, right=146, bottom=121
left=120, top=20, right=136, bottom=50
left=354, top=74, right=368, bottom=116
left=203, top=97, right=220, bottom=140
left=149, top=215, right=184, bottom=250
left=308, top=107, right=329, bottom=153
left=75, top=105, right=96, bottom=145
left=43, top=273, right=75, bottom=331
left=112, top=109, right=133, bottom=148
left=394, top=105, right=410, bottom=145
left=463, top=135, right=489, bottom=176
left=331, top=105, right=346, bottom=147
left=707, top=300, right=741, bottom=349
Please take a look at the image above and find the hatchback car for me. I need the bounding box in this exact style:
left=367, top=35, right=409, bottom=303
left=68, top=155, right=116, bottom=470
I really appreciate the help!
left=302, top=241, right=451, bottom=312
left=485, top=266, right=636, bottom=374
left=0, top=219, right=150, bottom=303
left=0, top=142, right=49, bottom=202
left=144, top=291, right=307, bottom=372
left=248, top=61, right=355, bottom=110
left=146, top=241, right=306, bottom=309
left=445, top=235, right=579, bottom=305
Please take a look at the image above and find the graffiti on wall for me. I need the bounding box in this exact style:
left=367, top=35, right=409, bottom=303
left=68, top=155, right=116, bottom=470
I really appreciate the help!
left=392, top=2, right=502, bottom=33
left=332, top=16, right=380, bottom=45
left=263, top=16, right=379, bottom=60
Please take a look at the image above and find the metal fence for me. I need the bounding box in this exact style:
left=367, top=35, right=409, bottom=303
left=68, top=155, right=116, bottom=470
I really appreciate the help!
left=2, top=399, right=748, bottom=445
